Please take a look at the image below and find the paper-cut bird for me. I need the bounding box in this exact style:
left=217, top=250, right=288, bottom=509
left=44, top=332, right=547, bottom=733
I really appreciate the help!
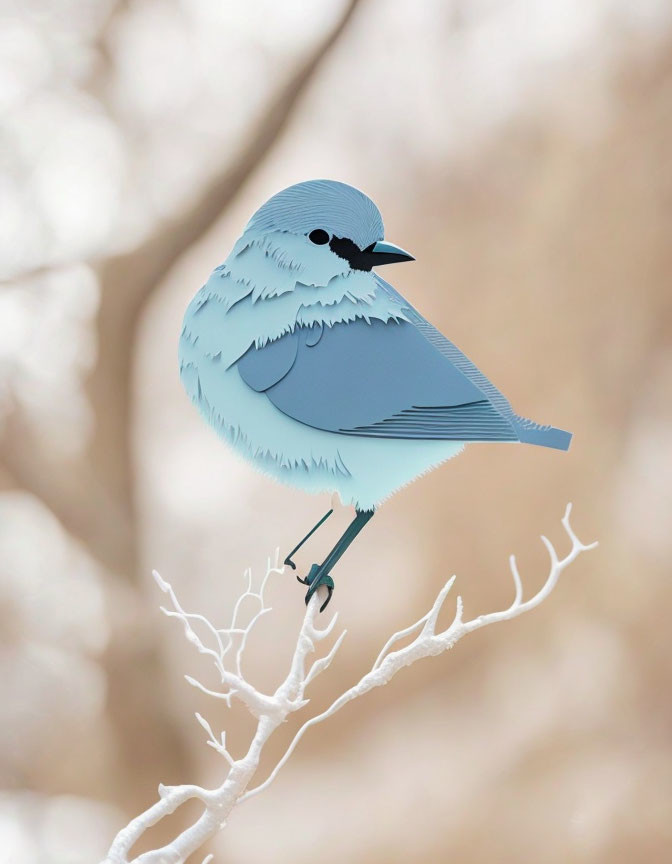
left=180, top=180, right=571, bottom=611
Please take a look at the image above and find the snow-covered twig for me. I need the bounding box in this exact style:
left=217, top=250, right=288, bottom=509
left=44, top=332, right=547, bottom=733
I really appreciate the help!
left=102, top=504, right=596, bottom=864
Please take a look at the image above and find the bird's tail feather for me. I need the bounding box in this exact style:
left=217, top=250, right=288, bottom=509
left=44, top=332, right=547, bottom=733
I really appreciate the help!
left=513, top=416, right=572, bottom=451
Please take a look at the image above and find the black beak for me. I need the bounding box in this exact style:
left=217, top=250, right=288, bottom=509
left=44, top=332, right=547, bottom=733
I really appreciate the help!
left=329, top=237, right=415, bottom=271
left=363, top=240, right=415, bottom=266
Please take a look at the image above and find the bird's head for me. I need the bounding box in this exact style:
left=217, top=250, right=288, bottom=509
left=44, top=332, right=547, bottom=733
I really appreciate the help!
left=225, top=180, right=414, bottom=301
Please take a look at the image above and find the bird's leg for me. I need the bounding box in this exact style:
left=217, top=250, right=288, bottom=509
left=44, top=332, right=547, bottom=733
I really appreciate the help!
left=284, top=508, right=334, bottom=571
left=299, top=509, right=375, bottom=612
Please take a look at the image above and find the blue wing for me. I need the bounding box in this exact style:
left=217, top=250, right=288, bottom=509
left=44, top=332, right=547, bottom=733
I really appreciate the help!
left=236, top=298, right=571, bottom=449
left=236, top=329, right=299, bottom=392
left=372, top=277, right=572, bottom=449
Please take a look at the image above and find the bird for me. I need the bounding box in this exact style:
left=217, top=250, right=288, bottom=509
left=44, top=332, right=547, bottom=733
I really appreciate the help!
left=179, top=179, right=571, bottom=612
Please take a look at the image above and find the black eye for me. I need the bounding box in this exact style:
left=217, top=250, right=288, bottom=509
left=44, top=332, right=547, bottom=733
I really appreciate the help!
left=308, top=229, right=330, bottom=245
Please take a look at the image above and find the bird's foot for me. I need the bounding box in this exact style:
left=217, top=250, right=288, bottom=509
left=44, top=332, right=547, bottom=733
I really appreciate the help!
left=296, top=564, right=334, bottom=613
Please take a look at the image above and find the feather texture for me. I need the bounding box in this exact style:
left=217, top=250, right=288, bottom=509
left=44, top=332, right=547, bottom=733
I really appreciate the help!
left=179, top=179, right=571, bottom=509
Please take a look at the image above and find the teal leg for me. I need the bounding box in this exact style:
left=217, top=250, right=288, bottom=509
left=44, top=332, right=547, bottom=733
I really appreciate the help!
left=284, top=508, right=333, bottom=571
left=299, top=509, right=375, bottom=612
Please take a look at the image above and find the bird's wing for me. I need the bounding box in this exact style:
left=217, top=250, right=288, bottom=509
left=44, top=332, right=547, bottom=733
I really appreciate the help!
left=236, top=313, right=523, bottom=442
left=374, top=277, right=516, bottom=421
left=237, top=278, right=572, bottom=449
left=373, top=277, right=571, bottom=449
left=236, top=278, right=571, bottom=448
left=236, top=328, right=300, bottom=392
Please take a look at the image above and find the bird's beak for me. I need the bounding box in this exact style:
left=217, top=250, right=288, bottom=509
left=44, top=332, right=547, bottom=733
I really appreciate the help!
left=366, top=240, right=415, bottom=266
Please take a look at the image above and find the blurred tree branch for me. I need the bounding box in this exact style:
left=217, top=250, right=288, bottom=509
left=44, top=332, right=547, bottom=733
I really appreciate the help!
left=87, top=0, right=131, bottom=97
left=1, top=0, right=363, bottom=580
left=0, top=0, right=364, bottom=819
left=88, top=0, right=363, bottom=543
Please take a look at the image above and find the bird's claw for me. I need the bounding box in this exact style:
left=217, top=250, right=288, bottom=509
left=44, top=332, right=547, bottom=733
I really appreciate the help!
left=299, top=564, right=334, bottom=613
left=296, top=562, right=320, bottom=587
left=308, top=577, right=334, bottom=613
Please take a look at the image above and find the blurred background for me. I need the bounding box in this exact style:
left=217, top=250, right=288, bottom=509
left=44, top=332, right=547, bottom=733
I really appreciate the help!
left=1, top=0, right=671, bottom=861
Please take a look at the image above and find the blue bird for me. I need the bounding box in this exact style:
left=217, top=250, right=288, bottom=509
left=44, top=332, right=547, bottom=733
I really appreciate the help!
left=179, top=180, right=571, bottom=611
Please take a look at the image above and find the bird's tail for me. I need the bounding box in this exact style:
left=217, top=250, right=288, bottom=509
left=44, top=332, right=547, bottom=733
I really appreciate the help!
left=513, top=416, right=572, bottom=451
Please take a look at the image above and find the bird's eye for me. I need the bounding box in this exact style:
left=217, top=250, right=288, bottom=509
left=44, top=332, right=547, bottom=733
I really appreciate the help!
left=308, top=229, right=330, bottom=245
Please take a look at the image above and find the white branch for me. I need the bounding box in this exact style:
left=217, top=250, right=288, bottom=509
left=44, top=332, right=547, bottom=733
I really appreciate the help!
left=195, top=713, right=235, bottom=767
left=101, top=504, right=596, bottom=864
left=153, top=553, right=282, bottom=719
left=241, top=503, right=596, bottom=802
left=304, top=628, right=348, bottom=687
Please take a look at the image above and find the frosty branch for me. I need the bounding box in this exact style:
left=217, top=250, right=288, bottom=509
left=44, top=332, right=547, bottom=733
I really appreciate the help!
left=102, top=504, right=597, bottom=864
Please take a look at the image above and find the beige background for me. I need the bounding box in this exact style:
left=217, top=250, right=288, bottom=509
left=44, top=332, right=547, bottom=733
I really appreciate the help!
left=1, top=1, right=671, bottom=861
